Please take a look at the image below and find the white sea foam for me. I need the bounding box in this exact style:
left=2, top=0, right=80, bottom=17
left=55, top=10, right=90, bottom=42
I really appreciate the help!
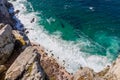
left=10, top=0, right=111, bottom=73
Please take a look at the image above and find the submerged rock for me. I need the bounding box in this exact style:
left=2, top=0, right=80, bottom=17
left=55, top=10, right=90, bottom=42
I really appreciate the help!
left=5, top=46, right=48, bottom=80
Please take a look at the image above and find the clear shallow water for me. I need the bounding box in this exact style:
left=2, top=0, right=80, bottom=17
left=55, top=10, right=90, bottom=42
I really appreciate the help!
left=10, top=0, right=120, bottom=73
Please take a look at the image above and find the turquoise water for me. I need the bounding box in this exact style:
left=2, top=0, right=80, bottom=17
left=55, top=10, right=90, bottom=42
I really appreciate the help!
left=10, top=0, right=120, bottom=73
left=28, top=0, right=120, bottom=60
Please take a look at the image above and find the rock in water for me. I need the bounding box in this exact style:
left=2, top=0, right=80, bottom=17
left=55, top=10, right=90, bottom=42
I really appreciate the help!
left=5, top=46, right=48, bottom=80
left=0, top=24, right=14, bottom=64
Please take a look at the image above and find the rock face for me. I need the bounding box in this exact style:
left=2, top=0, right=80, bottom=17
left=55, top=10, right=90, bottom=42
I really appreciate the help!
left=104, top=57, right=120, bottom=80
left=73, top=67, right=96, bottom=80
left=0, top=0, right=14, bottom=25
left=12, top=30, right=30, bottom=47
left=5, top=46, right=48, bottom=80
left=0, top=0, right=9, bottom=16
left=73, top=57, right=120, bottom=80
left=1, top=0, right=120, bottom=80
left=0, top=24, right=14, bottom=65
left=33, top=46, right=73, bottom=80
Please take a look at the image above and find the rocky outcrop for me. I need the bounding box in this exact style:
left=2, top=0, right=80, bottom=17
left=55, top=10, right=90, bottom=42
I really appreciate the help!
left=0, top=0, right=9, bottom=18
left=33, top=45, right=73, bottom=80
left=0, top=24, right=14, bottom=65
left=1, top=0, right=120, bottom=80
left=103, top=56, right=120, bottom=80
left=5, top=46, right=48, bottom=80
left=12, top=30, right=30, bottom=47
left=0, top=0, right=14, bottom=25
left=72, top=57, right=120, bottom=80
left=73, top=67, right=96, bottom=80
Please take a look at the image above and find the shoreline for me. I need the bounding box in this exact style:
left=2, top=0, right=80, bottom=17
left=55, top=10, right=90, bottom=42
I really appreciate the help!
left=11, top=0, right=113, bottom=73
left=0, top=0, right=120, bottom=80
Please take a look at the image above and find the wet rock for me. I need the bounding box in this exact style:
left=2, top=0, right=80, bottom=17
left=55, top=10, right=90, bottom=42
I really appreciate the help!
left=5, top=46, right=48, bottom=80
left=0, top=24, right=14, bottom=64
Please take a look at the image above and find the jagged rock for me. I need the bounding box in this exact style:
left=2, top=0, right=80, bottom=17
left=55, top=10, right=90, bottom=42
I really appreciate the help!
left=96, top=66, right=110, bottom=77
left=12, top=30, right=30, bottom=47
left=0, top=24, right=14, bottom=64
left=73, top=67, right=96, bottom=80
left=0, top=0, right=14, bottom=25
left=104, top=57, right=120, bottom=80
left=0, top=65, right=6, bottom=74
left=33, top=46, right=73, bottom=80
left=0, top=0, right=9, bottom=17
left=5, top=46, right=48, bottom=80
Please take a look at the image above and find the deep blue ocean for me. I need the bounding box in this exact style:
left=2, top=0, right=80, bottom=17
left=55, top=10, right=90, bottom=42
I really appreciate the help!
left=11, top=0, right=120, bottom=72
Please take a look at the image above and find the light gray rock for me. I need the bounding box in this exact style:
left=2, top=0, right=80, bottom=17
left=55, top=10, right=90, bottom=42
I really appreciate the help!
left=0, top=24, right=14, bottom=64
left=5, top=46, right=48, bottom=80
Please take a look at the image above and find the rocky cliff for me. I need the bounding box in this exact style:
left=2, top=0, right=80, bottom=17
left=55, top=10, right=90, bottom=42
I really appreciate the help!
left=0, top=0, right=120, bottom=80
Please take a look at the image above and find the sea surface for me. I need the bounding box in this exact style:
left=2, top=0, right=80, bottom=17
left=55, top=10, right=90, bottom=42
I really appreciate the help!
left=10, top=0, right=120, bottom=73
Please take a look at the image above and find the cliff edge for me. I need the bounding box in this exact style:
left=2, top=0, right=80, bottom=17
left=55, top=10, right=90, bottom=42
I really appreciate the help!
left=0, top=0, right=120, bottom=80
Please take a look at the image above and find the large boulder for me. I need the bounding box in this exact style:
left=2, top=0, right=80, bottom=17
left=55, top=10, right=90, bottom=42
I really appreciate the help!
left=5, top=46, right=48, bottom=80
left=0, top=24, right=14, bottom=64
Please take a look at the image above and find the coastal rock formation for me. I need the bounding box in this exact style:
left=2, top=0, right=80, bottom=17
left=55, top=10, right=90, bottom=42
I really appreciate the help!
left=73, top=58, right=120, bottom=80
left=0, top=24, right=14, bottom=65
left=0, top=0, right=120, bottom=80
left=33, top=46, right=73, bottom=80
left=73, top=67, right=96, bottom=80
left=5, top=46, right=48, bottom=80
left=0, top=0, right=14, bottom=25
left=104, top=57, right=120, bottom=80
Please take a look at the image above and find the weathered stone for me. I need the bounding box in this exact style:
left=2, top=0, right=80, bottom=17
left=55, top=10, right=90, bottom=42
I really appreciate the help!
left=0, top=23, right=5, bottom=29
left=73, top=67, right=95, bottom=80
left=0, top=65, right=6, bottom=74
left=5, top=46, right=48, bottom=80
left=104, top=57, right=120, bottom=80
left=0, top=24, right=14, bottom=64
left=0, top=0, right=9, bottom=17
left=0, top=0, right=14, bottom=25
left=96, top=66, right=110, bottom=77
left=33, top=45, right=73, bottom=80
left=12, top=30, right=30, bottom=46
